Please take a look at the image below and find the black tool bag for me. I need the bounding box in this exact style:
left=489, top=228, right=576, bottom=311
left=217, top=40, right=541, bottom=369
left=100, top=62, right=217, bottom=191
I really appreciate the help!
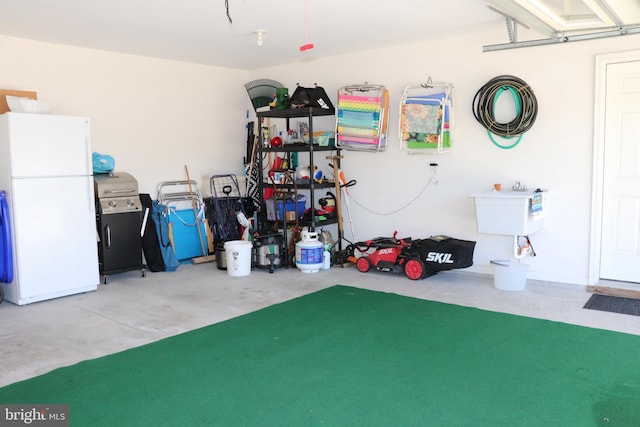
left=289, top=84, right=335, bottom=112
left=410, top=235, right=476, bottom=272
left=139, top=193, right=166, bottom=272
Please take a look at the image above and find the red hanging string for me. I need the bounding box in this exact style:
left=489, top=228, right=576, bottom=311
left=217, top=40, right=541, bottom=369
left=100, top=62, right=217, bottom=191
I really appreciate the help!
left=300, top=0, right=314, bottom=51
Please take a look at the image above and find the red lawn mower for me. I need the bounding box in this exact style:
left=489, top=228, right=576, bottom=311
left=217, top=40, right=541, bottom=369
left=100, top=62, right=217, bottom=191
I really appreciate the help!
left=354, top=232, right=476, bottom=280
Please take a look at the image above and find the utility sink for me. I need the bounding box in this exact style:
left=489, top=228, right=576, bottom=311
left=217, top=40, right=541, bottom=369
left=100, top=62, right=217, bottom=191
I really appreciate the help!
left=470, top=190, right=547, bottom=236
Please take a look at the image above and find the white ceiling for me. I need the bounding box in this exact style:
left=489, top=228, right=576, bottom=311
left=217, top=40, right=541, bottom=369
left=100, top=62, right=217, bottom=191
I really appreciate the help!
left=0, top=1, right=637, bottom=70
left=0, top=0, right=504, bottom=70
left=487, top=0, right=640, bottom=36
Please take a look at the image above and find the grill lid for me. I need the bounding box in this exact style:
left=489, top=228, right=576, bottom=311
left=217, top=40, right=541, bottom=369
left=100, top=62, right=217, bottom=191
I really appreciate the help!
left=94, top=172, right=139, bottom=199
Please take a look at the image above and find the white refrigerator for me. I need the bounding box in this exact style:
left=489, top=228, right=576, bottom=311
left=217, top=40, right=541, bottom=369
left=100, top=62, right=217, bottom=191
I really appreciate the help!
left=0, top=112, right=99, bottom=305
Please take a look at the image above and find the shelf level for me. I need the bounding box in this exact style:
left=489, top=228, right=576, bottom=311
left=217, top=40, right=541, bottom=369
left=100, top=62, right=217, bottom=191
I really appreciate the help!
left=257, top=107, right=335, bottom=119
left=260, top=145, right=337, bottom=154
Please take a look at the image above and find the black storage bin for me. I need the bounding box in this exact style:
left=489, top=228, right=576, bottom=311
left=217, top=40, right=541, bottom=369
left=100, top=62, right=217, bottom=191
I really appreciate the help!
left=408, top=236, right=476, bottom=272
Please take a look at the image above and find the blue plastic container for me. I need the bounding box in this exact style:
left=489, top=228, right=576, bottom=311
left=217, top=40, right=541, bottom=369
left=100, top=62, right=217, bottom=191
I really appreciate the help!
left=167, top=208, right=208, bottom=262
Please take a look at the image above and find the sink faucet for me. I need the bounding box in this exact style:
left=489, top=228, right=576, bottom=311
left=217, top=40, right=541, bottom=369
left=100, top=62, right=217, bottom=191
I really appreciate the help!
left=512, top=181, right=527, bottom=191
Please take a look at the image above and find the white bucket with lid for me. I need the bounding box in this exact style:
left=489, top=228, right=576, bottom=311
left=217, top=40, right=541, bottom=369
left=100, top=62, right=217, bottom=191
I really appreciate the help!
left=224, top=240, right=253, bottom=277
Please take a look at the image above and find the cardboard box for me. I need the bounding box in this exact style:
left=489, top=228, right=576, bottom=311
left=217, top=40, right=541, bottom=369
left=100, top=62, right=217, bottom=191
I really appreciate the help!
left=0, top=89, right=38, bottom=114
left=303, top=131, right=335, bottom=146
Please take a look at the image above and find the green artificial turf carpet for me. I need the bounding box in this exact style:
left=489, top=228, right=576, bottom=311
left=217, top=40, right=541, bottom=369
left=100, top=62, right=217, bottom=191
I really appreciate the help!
left=1, top=285, right=639, bottom=426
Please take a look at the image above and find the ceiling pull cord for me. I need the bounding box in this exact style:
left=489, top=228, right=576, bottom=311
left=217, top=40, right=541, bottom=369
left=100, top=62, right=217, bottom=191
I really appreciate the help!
left=300, top=0, right=314, bottom=51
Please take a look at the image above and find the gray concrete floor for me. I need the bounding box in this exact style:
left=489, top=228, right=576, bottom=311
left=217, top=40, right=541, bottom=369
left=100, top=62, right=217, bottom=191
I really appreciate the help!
left=1, top=263, right=638, bottom=388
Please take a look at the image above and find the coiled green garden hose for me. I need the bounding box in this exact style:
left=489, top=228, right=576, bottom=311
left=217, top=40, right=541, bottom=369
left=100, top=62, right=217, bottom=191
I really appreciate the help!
left=472, top=75, right=538, bottom=149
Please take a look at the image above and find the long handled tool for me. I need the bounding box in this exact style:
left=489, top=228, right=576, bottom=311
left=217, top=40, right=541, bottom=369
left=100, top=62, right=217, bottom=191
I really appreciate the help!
left=326, top=155, right=344, bottom=245
left=338, top=169, right=356, bottom=243
left=204, top=218, right=215, bottom=253
left=184, top=165, right=213, bottom=264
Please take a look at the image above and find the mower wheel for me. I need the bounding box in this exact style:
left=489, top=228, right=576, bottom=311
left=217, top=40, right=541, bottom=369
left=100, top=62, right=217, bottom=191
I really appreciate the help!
left=404, top=258, right=426, bottom=280
left=356, top=257, right=372, bottom=273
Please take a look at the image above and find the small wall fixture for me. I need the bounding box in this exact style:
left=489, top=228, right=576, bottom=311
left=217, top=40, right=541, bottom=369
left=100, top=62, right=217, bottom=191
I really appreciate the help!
left=254, top=30, right=266, bottom=47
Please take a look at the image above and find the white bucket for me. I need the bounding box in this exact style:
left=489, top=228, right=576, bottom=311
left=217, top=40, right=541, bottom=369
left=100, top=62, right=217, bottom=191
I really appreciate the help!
left=491, top=260, right=528, bottom=291
left=224, top=240, right=253, bottom=277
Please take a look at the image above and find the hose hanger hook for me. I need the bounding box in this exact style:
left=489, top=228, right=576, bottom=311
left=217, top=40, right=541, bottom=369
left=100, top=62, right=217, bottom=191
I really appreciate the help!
left=343, top=82, right=385, bottom=93
left=421, top=76, right=434, bottom=89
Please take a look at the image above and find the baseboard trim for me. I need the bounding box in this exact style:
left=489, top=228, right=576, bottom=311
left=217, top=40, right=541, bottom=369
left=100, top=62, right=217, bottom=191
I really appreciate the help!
left=587, top=285, right=640, bottom=300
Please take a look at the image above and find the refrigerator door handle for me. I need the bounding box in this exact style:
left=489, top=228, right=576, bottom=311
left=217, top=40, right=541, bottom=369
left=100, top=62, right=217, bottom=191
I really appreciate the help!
left=105, top=225, right=111, bottom=249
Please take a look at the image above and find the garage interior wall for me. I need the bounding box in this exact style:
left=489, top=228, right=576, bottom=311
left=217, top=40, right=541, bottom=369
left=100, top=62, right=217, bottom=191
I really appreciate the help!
left=1, top=24, right=638, bottom=287
left=0, top=34, right=251, bottom=195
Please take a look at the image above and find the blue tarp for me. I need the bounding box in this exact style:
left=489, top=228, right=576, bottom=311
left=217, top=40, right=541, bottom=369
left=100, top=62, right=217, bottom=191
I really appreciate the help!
left=0, top=191, right=13, bottom=283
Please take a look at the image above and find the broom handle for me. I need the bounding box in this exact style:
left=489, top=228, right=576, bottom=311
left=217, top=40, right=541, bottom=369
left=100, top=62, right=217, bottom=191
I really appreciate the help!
left=185, top=165, right=208, bottom=258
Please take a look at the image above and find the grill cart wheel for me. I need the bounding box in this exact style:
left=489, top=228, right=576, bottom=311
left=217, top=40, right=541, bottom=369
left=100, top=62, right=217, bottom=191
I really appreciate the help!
left=404, top=258, right=426, bottom=280
left=356, top=257, right=372, bottom=273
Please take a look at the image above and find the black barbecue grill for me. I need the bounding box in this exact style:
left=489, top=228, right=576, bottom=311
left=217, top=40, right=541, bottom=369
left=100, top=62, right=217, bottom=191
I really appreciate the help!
left=94, top=171, right=146, bottom=283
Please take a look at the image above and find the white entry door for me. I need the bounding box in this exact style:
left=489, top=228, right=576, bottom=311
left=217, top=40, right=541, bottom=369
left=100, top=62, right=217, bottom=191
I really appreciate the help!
left=600, top=60, right=640, bottom=282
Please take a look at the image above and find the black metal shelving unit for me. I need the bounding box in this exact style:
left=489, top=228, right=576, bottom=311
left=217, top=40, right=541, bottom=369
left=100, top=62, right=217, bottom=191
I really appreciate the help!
left=256, top=107, right=342, bottom=265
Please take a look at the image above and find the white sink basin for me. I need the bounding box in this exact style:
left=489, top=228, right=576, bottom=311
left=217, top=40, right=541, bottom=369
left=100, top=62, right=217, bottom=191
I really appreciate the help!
left=470, top=190, right=547, bottom=236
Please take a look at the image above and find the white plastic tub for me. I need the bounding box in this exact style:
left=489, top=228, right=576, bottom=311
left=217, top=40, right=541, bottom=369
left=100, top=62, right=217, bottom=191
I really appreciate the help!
left=224, top=240, right=253, bottom=277
left=490, top=260, right=528, bottom=291
left=471, top=191, right=546, bottom=236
